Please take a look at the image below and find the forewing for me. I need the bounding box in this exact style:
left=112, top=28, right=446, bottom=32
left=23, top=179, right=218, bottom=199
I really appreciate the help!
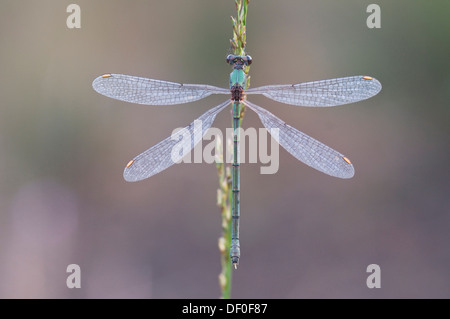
left=246, top=75, right=381, bottom=107
left=93, top=73, right=229, bottom=105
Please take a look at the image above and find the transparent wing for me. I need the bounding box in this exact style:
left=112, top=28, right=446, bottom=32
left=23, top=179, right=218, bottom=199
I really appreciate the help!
left=246, top=75, right=381, bottom=107
left=243, top=100, right=354, bottom=178
left=92, top=73, right=229, bottom=105
left=124, top=100, right=230, bottom=182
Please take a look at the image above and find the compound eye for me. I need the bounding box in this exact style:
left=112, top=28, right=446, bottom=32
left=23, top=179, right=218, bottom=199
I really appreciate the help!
left=246, top=55, right=252, bottom=65
left=226, top=54, right=233, bottom=64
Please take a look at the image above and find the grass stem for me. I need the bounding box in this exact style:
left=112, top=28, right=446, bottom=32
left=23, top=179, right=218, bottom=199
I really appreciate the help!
left=217, top=0, right=250, bottom=299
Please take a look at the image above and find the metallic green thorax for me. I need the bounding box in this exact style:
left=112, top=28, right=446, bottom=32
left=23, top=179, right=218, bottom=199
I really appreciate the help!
left=229, top=69, right=247, bottom=89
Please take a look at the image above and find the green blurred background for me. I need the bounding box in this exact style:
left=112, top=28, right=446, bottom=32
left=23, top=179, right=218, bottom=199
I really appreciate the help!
left=0, top=0, right=448, bottom=298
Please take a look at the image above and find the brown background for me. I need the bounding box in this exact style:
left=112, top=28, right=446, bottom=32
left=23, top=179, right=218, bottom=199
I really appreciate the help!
left=0, top=0, right=448, bottom=298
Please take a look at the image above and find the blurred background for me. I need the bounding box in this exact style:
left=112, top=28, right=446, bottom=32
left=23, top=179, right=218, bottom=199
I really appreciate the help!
left=0, top=0, right=448, bottom=298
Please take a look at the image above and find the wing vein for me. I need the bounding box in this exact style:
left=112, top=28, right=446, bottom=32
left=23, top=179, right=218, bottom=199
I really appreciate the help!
left=93, top=74, right=229, bottom=105
left=246, top=75, right=381, bottom=107
left=243, top=100, right=354, bottom=178
left=123, top=100, right=230, bottom=181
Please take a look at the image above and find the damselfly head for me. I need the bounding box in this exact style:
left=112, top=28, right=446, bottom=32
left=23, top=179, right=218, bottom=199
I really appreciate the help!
left=226, top=54, right=252, bottom=67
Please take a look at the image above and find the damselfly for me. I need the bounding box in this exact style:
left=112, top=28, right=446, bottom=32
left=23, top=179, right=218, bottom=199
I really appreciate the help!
left=92, top=54, right=381, bottom=267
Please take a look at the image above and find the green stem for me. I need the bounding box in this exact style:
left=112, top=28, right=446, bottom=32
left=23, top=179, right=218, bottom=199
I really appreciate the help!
left=217, top=0, right=250, bottom=299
